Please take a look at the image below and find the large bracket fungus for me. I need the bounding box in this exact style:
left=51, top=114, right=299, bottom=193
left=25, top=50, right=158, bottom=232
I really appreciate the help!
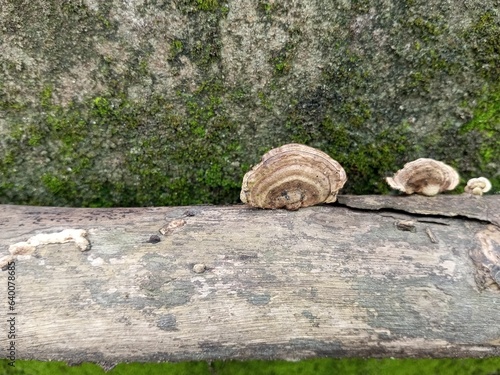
left=240, top=143, right=347, bottom=210
left=386, top=158, right=459, bottom=196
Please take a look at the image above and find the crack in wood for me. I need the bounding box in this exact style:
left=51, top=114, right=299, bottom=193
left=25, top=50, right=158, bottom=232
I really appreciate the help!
left=336, top=195, right=499, bottom=228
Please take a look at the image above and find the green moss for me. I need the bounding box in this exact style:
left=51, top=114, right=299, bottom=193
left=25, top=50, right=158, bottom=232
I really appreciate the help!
left=228, top=86, right=250, bottom=103
left=464, top=11, right=500, bottom=82
left=386, top=7, right=466, bottom=98
left=275, top=40, right=415, bottom=194
left=458, top=85, right=500, bottom=191
left=192, top=39, right=221, bottom=68
left=169, top=40, right=184, bottom=60
left=400, top=42, right=461, bottom=93
left=0, top=75, right=250, bottom=206
left=273, top=58, right=290, bottom=75
left=0, top=83, right=27, bottom=113
left=258, top=1, right=275, bottom=16
left=138, top=59, right=149, bottom=76
left=4, top=357, right=500, bottom=375
left=461, top=88, right=500, bottom=153
left=178, top=4, right=226, bottom=70
left=0, top=99, right=25, bottom=112
left=92, top=97, right=111, bottom=117
left=27, top=130, right=43, bottom=147
left=196, top=0, right=219, bottom=11
left=409, top=16, right=445, bottom=39
left=285, top=106, right=412, bottom=194
left=257, top=91, right=273, bottom=111
left=177, top=0, right=228, bottom=14
left=40, top=86, right=54, bottom=109
left=269, top=33, right=301, bottom=78
left=41, top=174, right=74, bottom=195
left=350, top=0, right=371, bottom=14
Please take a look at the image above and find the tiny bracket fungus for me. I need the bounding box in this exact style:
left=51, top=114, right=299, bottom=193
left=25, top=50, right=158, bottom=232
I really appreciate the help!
left=159, top=219, right=186, bottom=236
left=465, top=177, right=492, bottom=196
left=240, top=143, right=347, bottom=210
left=386, top=158, right=459, bottom=196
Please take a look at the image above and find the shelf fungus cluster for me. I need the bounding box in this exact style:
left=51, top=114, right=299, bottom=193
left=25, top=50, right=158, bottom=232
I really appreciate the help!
left=240, top=143, right=347, bottom=210
left=386, top=158, right=459, bottom=196
left=465, top=177, right=492, bottom=196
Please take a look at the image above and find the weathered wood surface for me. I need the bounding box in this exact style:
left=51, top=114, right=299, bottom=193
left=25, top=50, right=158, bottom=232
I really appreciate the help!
left=0, top=196, right=500, bottom=366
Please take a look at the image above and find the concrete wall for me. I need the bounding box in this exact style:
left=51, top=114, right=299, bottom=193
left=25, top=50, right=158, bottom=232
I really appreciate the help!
left=0, top=0, right=498, bottom=206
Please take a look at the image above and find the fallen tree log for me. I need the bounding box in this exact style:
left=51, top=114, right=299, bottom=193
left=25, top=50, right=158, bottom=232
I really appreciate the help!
left=0, top=195, right=499, bottom=367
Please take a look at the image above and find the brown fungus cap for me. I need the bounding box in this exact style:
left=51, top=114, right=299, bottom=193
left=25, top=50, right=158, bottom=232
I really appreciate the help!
left=240, top=143, right=347, bottom=210
left=386, top=158, right=459, bottom=196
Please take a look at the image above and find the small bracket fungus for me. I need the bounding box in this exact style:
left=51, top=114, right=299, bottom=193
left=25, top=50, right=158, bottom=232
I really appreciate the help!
left=386, top=158, right=459, bottom=196
left=240, top=143, right=347, bottom=210
left=465, top=177, right=492, bottom=196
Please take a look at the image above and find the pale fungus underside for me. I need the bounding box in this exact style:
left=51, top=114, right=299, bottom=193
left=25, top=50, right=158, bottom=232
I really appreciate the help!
left=240, top=144, right=347, bottom=210
left=386, top=158, right=460, bottom=197
left=465, top=177, right=492, bottom=196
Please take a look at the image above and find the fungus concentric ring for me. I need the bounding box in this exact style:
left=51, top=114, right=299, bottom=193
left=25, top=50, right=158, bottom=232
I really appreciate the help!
left=240, top=143, right=347, bottom=210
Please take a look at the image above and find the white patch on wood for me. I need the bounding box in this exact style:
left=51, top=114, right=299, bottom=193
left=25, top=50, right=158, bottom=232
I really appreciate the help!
left=9, top=229, right=90, bottom=254
left=440, top=260, right=456, bottom=276
left=8, top=242, right=36, bottom=255
left=17, top=255, right=32, bottom=261
left=0, top=255, right=14, bottom=268
left=90, top=257, right=105, bottom=266
left=109, top=257, right=128, bottom=264
left=191, top=276, right=213, bottom=299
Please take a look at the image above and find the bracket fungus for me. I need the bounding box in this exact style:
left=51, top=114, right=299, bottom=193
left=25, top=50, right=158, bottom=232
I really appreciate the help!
left=386, top=158, right=459, bottom=196
left=240, top=143, right=347, bottom=210
left=465, top=177, right=492, bottom=196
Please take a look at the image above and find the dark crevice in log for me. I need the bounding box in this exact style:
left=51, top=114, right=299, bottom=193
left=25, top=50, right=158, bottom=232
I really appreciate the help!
left=336, top=195, right=500, bottom=228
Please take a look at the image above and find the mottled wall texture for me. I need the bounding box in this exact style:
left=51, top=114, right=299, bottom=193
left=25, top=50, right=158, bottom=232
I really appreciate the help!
left=0, top=0, right=498, bottom=207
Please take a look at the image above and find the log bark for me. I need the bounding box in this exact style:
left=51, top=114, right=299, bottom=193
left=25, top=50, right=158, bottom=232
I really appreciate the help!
left=1, top=196, right=500, bottom=367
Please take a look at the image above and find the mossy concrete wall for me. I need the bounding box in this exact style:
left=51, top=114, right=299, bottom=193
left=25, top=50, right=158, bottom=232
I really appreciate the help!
left=0, top=0, right=498, bottom=207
